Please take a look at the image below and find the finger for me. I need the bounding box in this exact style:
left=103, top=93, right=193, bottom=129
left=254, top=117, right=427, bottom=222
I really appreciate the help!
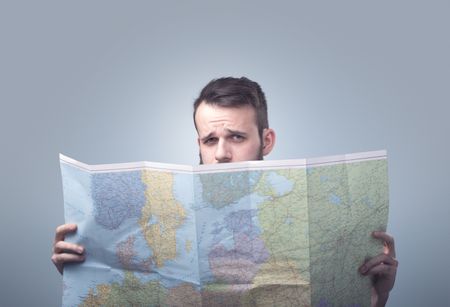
left=359, top=253, right=398, bottom=275
left=363, top=262, right=397, bottom=277
left=53, top=241, right=84, bottom=255
left=51, top=253, right=85, bottom=267
left=372, top=231, right=396, bottom=257
left=54, top=224, right=77, bottom=244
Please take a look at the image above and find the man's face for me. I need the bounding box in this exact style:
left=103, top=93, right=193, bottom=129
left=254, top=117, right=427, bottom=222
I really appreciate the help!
left=195, top=102, right=274, bottom=164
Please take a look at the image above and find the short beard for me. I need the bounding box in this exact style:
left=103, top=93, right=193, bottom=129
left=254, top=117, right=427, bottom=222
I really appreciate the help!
left=199, top=142, right=264, bottom=165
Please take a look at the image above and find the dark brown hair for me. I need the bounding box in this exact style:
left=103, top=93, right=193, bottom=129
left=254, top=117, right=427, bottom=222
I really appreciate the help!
left=193, top=77, right=269, bottom=137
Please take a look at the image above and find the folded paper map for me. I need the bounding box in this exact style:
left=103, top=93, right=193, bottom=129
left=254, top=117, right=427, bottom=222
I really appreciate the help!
left=60, top=150, right=389, bottom=306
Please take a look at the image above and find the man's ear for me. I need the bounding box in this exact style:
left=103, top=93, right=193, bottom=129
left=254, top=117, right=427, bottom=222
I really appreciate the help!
left=262, top=128, right=276, bottom=156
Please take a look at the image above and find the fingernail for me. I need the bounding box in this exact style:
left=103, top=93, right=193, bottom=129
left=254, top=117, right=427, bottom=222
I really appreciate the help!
left=78, top=247, right=84, bottom=254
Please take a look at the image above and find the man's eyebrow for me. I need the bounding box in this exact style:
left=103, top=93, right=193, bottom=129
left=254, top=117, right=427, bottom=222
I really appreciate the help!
left=225, top=128, right=247, bottom=136
left=200, top=129, right=247, bottom=142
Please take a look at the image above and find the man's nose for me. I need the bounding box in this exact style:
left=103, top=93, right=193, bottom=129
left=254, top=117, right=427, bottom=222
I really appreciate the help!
left=215, top=139, right=232, bottom=163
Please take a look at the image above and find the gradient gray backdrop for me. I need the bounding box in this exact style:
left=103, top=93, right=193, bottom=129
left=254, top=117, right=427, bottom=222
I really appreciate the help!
left=1, top=1, right=449, bottom=306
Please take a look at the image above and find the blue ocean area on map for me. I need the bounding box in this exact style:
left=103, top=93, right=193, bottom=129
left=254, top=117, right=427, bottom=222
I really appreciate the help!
left=265, top=171, right=294, bottom=195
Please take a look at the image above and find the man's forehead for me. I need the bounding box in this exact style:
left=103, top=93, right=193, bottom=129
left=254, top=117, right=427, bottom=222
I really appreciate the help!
left=195, top=103, right=256, bottom=126
left=196, top=116, right=255, bottom=139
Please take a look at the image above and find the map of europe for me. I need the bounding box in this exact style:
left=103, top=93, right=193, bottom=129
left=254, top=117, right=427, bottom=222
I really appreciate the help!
left=60, top=150, right=389, bottom=306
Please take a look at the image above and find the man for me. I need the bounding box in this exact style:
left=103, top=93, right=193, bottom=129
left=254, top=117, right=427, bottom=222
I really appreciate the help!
left=52, top=77, right=398, bottom=306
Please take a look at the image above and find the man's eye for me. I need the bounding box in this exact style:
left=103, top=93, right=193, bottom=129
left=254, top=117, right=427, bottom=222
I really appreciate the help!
left=231, top=135, right=245, bottom=142
left=204, top=138, right=217, bottom=145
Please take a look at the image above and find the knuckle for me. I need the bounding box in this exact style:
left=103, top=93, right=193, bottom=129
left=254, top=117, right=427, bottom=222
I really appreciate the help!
left=54, top=241, right=64, bottom=250
left=51, top=254, right=59, bottom=264
left=55, top=224, right=65, bottom=234
left=393, top=258, right=399, bottom=267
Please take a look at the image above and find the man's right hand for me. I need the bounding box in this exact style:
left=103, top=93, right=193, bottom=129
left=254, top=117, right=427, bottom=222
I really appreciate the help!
left=51, top=223, right=85, bottom=275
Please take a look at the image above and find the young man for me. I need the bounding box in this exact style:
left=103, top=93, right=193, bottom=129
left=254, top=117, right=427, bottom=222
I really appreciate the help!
left=52, top=77, right=397, bottom=306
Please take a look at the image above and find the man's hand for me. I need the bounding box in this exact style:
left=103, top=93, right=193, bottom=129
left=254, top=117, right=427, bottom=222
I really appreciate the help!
left=51, top=223, right=85, bottom=275
left=359, top=231, right=398, bottom=307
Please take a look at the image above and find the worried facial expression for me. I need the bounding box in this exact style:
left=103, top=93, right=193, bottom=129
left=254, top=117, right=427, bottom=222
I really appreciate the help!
left=195, top=102, right=275, bottom=164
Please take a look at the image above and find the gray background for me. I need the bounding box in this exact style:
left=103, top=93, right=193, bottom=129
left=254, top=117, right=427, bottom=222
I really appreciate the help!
left=1, top=0, right=449, bottom=306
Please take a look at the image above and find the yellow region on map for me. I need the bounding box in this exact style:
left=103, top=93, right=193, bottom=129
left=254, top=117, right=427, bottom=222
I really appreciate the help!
left=139, top=170, right=186, bottom=268
left=253, top=169, right=311, bottom=306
